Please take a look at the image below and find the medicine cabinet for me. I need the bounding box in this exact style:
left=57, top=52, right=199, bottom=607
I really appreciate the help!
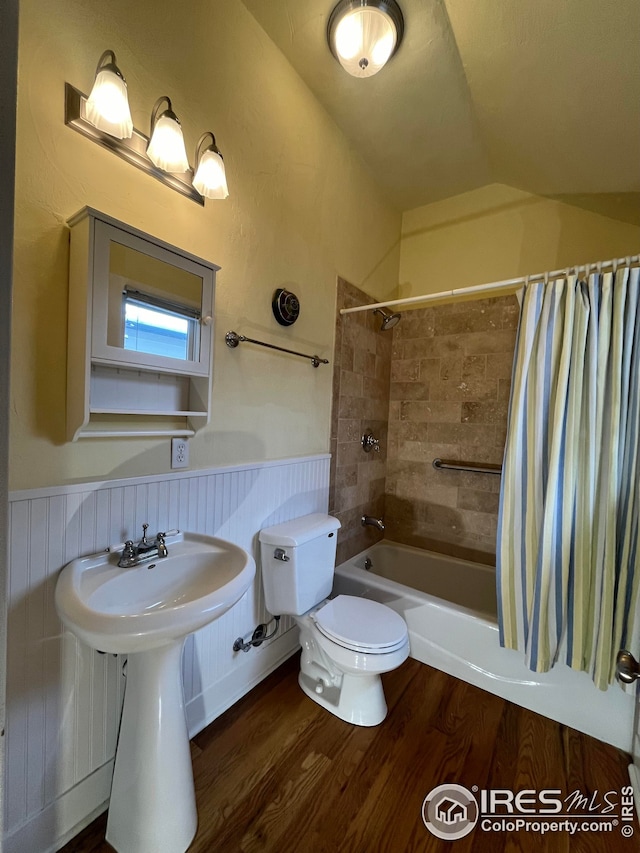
left=67, top=207, right=218, bottom=440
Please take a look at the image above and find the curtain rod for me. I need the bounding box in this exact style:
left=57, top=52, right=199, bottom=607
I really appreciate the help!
left=339, top=254, right=640, bottom=316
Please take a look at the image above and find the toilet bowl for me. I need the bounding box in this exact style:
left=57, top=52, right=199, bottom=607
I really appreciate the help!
left=259, top=514, right=410, bottom=726
left=296, top=595, right=409, bottom=726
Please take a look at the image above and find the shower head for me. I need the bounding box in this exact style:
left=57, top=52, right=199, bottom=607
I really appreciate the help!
left=373, top=307, right=401, bottom=331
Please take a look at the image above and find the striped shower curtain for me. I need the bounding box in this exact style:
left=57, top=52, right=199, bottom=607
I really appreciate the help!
left=497, top=265, right=640, bottom=689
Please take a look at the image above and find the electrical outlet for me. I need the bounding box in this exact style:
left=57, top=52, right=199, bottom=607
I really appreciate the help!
left=171, top=437, right=189, bottom=469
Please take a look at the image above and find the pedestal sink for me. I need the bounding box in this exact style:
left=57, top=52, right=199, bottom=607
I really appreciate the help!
left=55, top=532, right=255, bottom=853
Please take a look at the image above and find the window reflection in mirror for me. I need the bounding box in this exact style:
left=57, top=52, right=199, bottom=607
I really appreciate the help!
left=123, top=289, right=200, bottom=360
left=107, top=241, right=203, bottom=363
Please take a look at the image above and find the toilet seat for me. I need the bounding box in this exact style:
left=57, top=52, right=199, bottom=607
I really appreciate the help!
left=313, top=595, right=408, bottom=654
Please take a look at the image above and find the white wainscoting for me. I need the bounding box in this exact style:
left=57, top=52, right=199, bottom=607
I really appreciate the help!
left=5, top=454, right=330, bottom=853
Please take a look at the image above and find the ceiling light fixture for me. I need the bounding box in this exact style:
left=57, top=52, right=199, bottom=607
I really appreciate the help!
left=147, top=96, right=190, bottom=173
left=193, top=133, right=229, bottom=199
left=85, top=50, right=133, bottom=139
left=327, top=0, right=404, bottom=78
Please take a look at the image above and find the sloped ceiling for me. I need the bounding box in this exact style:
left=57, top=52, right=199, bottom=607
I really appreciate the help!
left=241, top=0, right=640, bottom=222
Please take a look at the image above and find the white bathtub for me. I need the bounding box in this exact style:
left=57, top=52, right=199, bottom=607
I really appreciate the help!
left=333, top=540, right=634, bottom=752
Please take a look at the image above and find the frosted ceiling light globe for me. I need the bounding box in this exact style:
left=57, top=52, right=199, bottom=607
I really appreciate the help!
left=85, top=53, right=133, bottom=139
left=335, top=14, right=363, bottom=60
left=193, top=148, right=229, bottom=199
left=147, top=108, right=189, bottom=173
left=371, top=26, right=395, bottom=66
left=335, top=9, right=395, bottom=76
left=328, top=1, right=403, bottom=79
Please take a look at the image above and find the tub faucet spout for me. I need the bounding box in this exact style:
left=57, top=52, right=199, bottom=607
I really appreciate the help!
left=361, top=516, right=385, bottom=532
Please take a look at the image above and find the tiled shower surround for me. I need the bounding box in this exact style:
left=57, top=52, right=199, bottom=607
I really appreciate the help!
left=386, top=295, right=519, bottom=564
left=331, top=281, right=519, bottom=565
left=330, top=278, right=392, bottom=564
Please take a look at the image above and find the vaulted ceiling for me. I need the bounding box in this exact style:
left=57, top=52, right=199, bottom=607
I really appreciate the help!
left=241, top=0, right=640, bottom=223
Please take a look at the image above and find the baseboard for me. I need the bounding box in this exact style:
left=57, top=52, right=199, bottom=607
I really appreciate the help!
left=4, top=630, right=300, bottom=853
left=4, top=761, right=113, bottom=853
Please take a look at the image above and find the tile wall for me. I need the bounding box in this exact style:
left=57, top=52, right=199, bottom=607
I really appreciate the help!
left=330, top=286, right=519, bottom=566
left=329, top=279, right=392, bottom=564
left=385, top=295, right=519, bottom=563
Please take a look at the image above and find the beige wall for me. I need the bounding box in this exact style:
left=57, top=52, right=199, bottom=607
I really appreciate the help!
left=400, top=183, right=640, bottom=298
left=10, top=0, right=401, bottom=490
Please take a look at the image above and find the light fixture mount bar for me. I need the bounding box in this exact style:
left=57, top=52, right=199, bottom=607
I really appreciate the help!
left=64, top=83, right=204, bottom=206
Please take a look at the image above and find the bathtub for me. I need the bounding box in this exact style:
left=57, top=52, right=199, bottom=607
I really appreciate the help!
left=333, top=540, right=634, bottom=752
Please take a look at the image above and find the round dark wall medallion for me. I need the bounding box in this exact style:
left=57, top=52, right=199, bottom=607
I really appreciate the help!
left=272, top=289, right=300, bottom=326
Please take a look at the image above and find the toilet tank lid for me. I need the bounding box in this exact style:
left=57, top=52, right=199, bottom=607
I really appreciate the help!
left=259, top=513, right=341, bottom=547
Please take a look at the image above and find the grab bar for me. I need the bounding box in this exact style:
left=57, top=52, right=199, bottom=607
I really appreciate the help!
left=225, top=331, right=329, bottom=368
left=432, top=458, right=502, bottom=476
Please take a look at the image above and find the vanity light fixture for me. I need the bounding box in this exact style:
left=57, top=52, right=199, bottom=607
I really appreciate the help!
left=147, top=96, right=190, bottom=173
left=327, top=0, right=404, bottom=78
left=65, top=51, right=230, bottom=204
left=193, top=133, right=229, bottom=199
left=84, top=50, right=133, bottom=139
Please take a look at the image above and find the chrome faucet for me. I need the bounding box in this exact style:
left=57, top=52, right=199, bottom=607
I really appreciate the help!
left=118, top=523, right=170, bottom=568
left=361, top=516, right=385, bottom=531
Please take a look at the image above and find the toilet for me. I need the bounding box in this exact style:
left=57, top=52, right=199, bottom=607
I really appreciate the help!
left=259, top=513, right=409, bottom=726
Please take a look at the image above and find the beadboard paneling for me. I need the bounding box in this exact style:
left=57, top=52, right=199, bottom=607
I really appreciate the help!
left=5, top=455, right=329, bottom=852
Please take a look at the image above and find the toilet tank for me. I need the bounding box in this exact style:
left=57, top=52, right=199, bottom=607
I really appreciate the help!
left=259, top=513, right=341, bottom=615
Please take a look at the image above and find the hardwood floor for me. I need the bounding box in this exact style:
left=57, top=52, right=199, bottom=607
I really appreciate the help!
left=61, top=654, right=638, bottom=853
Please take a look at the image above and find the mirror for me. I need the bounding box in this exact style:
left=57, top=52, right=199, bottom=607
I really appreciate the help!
left=107, top=242, right=203, bottom=362
left=89, top=215, right=216, bottom=378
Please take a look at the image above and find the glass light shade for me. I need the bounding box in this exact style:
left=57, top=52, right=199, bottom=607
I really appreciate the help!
left=333, top=7, right=397, bottom=77
left=147, top=114, right=190, bottom=173
left=85, top=67, right=133, bottom=138
left=193, top=148, right=229, bottom=199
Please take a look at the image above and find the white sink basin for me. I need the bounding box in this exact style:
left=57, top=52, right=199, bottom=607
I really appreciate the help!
left=55, top=531, right=256, bottom=853
left=55, top=532, right=255, bottom=653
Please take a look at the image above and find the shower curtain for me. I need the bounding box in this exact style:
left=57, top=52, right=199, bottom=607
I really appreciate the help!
left=497, top=265, right=640, bottom=689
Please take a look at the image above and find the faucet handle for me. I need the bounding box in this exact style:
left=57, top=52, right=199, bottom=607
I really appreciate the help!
left=161, top=529, right=180, bottom=539
left=361, top=430, right=381, bottom=453
left=122, top=540, right=135, bottom=558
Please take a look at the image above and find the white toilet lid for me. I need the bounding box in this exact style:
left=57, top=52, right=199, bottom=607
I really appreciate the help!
left=313, top=596, right=408, bottom=653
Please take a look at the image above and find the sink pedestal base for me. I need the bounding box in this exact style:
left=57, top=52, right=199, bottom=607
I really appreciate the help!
left=106, top=640, right=197, bottom=853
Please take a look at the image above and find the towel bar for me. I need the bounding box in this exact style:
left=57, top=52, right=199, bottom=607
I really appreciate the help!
left=225, top=331, right=329, bottom=368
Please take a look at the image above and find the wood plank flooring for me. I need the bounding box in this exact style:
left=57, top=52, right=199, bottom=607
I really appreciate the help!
left=61, top=654, right=638, bottom=853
